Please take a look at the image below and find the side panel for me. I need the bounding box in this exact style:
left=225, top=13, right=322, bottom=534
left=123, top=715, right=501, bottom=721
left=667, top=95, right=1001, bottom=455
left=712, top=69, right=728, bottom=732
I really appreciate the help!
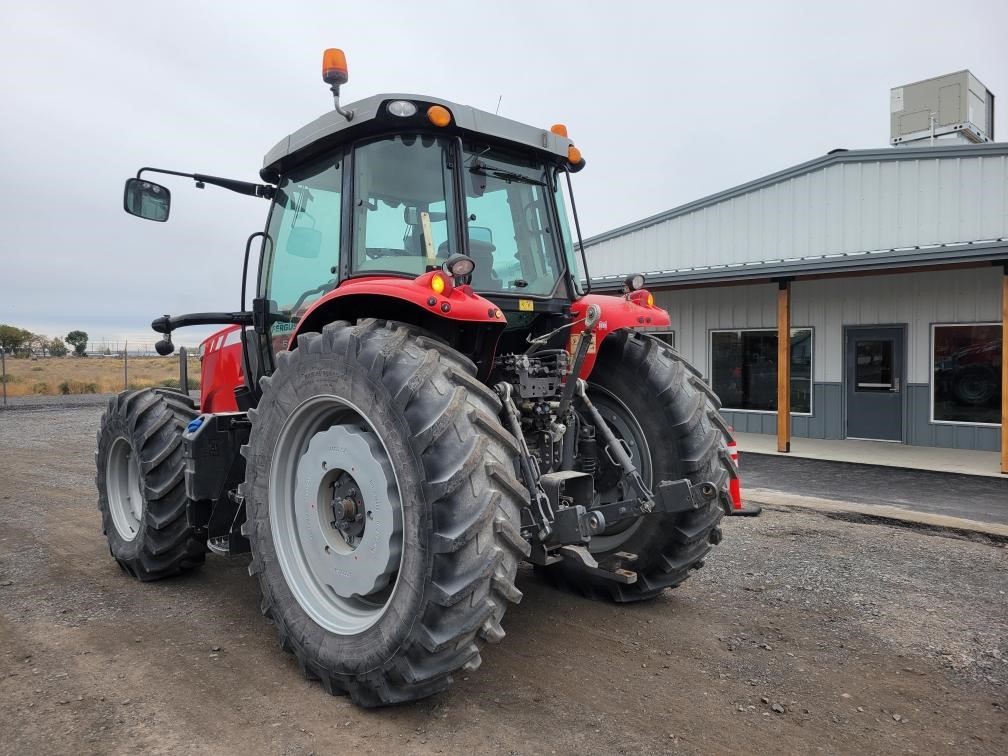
left=199, top=325, right=244, bottom=413
left=569, top=292, right=671, bottom=378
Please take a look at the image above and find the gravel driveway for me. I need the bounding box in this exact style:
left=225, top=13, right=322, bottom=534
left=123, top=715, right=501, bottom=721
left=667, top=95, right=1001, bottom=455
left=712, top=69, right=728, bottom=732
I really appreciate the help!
left=1, top=404, right=1005, bottom=754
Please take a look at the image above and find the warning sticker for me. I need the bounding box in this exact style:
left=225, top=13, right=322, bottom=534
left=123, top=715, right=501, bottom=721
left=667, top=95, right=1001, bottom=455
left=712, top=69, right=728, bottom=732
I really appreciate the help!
left=518, top=299, right=534, bottom=312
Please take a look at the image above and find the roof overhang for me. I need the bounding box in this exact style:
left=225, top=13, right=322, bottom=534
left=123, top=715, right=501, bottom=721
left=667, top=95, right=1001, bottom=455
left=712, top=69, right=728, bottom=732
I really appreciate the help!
left=590, top=240, right=1008, bottom=290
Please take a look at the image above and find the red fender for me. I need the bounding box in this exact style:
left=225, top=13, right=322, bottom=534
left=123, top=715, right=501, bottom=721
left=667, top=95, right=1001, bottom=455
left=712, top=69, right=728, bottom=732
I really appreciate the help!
left=286, top=272, right=505, bottom=348
left=568, top=291, right=671, bottom=379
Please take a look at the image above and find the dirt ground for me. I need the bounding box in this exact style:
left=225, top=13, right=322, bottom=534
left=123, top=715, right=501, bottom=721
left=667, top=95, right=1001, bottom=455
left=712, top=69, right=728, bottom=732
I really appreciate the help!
left=1, top=404, right=1005, bottom=755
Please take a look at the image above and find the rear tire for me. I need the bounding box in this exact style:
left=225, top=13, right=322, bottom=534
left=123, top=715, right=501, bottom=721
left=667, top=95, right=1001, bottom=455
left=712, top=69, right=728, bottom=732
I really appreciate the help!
left=242, top=320, right=528, bottom=707
left=95, top=388, right=206, bottom=581
left=539, top=330, right=733, bottom=602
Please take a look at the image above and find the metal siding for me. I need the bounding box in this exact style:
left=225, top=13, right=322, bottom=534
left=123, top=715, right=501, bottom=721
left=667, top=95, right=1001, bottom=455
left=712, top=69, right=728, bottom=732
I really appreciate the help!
left=583, top=148, right=1008, bottom=280
left=905, top=385, right=1001, bottom=451
left=980, top=156, right=1006, bottom=238
left=976, top=427, right=1001, bottom=452
left=651, top=269, right=1001, bottom=451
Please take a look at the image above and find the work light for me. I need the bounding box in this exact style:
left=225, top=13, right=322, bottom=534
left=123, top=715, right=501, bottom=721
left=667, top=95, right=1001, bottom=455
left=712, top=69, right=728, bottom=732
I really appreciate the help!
left=444, top=253, right=476, bottom=284
left=387, top=100, right=417, bottom=117
left=624, top=273, right=645, bottom=292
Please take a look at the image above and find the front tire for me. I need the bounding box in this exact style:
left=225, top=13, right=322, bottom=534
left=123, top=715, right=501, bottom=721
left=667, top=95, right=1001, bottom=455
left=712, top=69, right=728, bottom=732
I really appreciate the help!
left=539, top=331, right=733, bottom=602
left=95, top=389, right=206, bottom=581
left=242, top=320, right=528, bottom=707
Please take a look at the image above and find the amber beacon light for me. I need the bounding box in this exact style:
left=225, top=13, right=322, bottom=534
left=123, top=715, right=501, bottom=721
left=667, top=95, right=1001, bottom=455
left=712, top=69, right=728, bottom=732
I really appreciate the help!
left=322, top=48, right=348, bottom=86
left=322, top=48, right=353, bottom=121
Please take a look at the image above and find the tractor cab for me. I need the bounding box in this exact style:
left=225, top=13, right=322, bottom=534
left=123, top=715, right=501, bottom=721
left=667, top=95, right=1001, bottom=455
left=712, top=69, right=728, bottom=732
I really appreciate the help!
left=255, top=86, right=591, bottom=376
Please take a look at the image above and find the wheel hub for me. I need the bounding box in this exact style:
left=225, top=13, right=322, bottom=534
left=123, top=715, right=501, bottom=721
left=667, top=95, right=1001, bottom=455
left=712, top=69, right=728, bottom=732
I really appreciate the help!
left=330, top=473, right=366, bottom=545
left=292, top=424, right=401, bottom=600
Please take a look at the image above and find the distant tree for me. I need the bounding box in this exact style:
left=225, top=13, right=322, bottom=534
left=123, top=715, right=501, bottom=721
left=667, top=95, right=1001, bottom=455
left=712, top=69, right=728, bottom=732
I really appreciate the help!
left=49, top=337, right=68, bottom=357
left=28, top=334, right=50, bottom=358
left=65, top=330, right=89, bottom=357
left=0, top=324, right=33, bottom=355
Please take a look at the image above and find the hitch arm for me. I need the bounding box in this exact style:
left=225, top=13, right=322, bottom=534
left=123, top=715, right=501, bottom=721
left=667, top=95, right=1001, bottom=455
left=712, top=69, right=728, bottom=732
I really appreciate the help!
left=574, top=379, right=655, bottom=510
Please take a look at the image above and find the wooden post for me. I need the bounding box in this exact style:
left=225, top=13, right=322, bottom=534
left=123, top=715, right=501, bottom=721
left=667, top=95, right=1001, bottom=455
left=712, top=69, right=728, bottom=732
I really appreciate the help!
left=1001, top=265, right=1007, bottom=474
left=777, top=279, right=791, bottom=453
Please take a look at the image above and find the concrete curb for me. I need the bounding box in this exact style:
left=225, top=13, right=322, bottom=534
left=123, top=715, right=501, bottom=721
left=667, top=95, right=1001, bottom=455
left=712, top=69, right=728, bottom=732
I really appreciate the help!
left=745, top=487, right=1008, bottom=540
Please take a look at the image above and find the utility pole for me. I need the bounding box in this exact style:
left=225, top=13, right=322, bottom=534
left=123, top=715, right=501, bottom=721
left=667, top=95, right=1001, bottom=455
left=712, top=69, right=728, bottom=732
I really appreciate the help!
left=124, top=339, right=128, bottom=390
left=1, top=347, right=7, bottom=407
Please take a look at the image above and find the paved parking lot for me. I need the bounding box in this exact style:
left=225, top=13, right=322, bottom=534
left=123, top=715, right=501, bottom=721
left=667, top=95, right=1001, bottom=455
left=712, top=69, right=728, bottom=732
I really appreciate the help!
left=741, top=452, right=1008, bottom=526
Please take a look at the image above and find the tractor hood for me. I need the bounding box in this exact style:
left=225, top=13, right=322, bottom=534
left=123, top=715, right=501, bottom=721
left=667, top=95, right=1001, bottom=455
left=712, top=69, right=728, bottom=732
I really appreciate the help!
left=261, top=93, right=574, bottom=183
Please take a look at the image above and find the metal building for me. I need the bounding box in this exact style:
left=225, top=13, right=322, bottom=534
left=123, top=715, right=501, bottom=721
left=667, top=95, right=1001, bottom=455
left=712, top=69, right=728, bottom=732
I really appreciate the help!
left=582, top=72, right=1006, bottom=472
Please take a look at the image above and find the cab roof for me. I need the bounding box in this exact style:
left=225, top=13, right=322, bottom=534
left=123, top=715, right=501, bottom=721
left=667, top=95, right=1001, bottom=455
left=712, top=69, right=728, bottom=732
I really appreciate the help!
left=261, top=93, right=574, bottom=182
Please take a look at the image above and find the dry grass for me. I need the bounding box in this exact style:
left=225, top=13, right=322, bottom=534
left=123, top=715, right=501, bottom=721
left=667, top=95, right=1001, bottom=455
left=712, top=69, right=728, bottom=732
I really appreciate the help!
left=0, top=356, right=201, bottom=396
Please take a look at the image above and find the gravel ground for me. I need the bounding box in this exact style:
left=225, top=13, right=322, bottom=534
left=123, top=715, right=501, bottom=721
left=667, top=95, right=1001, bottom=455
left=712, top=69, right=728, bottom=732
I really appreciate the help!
left=0, top=405, right=1005, bottom=754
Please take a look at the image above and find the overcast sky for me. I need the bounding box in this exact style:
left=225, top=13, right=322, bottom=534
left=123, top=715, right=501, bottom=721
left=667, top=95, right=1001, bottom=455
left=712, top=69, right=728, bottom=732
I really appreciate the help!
left=2, top=0, right=1005, bottom=348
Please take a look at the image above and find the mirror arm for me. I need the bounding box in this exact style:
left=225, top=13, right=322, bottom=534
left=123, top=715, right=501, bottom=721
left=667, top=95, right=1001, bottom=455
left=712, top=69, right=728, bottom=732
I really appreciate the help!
left=151, top=311, right=254, bottom=334
left=136, top=167, right=274, bottom=199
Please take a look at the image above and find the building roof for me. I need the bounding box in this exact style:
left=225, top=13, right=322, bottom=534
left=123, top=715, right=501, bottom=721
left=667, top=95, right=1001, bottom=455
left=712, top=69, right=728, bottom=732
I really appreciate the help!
left=582, top=142, right=1008, bottom=288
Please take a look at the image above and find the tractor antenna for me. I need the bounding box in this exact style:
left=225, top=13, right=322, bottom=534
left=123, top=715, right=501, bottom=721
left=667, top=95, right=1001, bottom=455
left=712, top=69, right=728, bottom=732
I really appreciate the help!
left=495, top=95, right=502, bottom=115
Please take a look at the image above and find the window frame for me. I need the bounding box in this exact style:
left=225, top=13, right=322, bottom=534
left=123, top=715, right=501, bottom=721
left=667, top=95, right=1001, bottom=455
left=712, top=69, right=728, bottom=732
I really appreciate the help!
left=707, top=327, right=814, bottom=417
left=929, top=321, right=1002, bottom=427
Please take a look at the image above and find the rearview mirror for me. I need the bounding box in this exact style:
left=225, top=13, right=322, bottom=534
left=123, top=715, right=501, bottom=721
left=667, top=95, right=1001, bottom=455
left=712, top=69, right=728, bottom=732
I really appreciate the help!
left=123, top=178, right=171, bottom=222
left=287, top=227, right=322, bottom=258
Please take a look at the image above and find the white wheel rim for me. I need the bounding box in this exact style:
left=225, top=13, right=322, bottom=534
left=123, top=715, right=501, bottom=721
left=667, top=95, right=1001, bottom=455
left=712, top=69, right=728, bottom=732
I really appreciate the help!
left=107, top=437, right=144, bottom=541
left=269, top=395, right=404, bottom=635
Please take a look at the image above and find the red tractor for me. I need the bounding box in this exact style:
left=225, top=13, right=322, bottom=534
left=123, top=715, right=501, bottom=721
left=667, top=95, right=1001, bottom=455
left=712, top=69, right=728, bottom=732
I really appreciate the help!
left=97, top=49, right=735, bottom=707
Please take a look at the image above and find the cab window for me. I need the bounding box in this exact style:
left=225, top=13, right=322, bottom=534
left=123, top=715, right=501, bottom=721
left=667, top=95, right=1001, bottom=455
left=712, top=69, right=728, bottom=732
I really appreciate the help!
left=351, top=135, right=457, bottom=276
left=463, top=145, right=561, bottom=296
left=263, top=157, right=342, bottom=316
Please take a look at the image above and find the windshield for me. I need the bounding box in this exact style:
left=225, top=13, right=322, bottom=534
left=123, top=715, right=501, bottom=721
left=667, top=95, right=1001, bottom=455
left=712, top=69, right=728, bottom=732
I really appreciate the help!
left=350, top=134, right=458, bottom=276
left=463, top=144, right=565, bottom=297
left=348, top=135, right=572, bottom=297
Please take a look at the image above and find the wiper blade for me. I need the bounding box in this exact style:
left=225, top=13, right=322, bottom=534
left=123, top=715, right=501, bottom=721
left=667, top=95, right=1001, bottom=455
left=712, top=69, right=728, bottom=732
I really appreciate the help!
left=470, top=162, right=545, bottom=186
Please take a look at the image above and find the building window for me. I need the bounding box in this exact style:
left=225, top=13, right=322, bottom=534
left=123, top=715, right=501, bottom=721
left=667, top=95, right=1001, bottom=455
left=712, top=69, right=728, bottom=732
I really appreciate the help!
left=651, top=330, right=675, bottom=349
left=932, top=323, right=1002, bottom=425
left=710, top=328, right=813, bottom=414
